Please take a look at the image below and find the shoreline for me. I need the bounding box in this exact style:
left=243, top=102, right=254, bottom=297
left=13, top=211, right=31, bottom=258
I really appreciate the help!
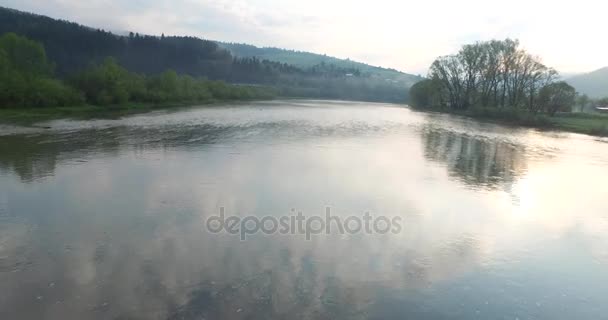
left=411, top=106, right=608, bottom=137
left=0, top=99, right=266, bottom=125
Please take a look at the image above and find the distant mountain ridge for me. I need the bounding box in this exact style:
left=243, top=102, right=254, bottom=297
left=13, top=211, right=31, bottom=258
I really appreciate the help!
left=218, top=43, right=422, bottom=87
left=566, top=67, right=608, bottom=98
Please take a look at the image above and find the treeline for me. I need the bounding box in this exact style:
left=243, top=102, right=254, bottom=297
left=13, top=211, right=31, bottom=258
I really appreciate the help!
left=410, top=39, right=576, bottom=115
left=220, top=42, right=422, bottom=84
left=0, top=7, right=409, bottom=103
left=69, top=58, right=275, bottom=105
left=0, top=33, right=275, bottom=108
left=575, top=94, right=608, bottom=113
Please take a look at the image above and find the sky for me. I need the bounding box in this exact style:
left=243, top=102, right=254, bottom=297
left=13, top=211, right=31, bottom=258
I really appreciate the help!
left=2, top=0, right=607, bottom=75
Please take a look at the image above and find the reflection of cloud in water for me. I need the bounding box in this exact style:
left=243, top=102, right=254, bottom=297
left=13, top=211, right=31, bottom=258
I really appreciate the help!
left=0, top=120, right=410, bottom=183
left=0, top=185, right=488, bottom=319
left=2, top=102, right=608, bottom=319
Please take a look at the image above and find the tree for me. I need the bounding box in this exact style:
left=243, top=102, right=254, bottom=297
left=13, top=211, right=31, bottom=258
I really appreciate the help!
left=537, top=82, right=576, bottom=115
left=425, top=38, right=560, bottom=115
left=0, top=32, right=53, bottom=76
left=576, top=94, right=590, bottom=112
left=0, top=32, right=82, bottom=108
left=598, top=97, right=608, bottom=105
left=409, top=79, right=440, bottom=108
left=70, top=57, right=145, bottom=105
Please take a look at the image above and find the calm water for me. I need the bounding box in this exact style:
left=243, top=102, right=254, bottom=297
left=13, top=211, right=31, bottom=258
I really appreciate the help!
left=1, top=100, right=608, bottom=319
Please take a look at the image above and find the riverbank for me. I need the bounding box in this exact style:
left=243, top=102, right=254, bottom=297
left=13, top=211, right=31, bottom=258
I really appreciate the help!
left=0, top=99, right=266, bottom=125
left=0, top=103, right=179, bottom=125
left=415, top=106, right=608, bottom=137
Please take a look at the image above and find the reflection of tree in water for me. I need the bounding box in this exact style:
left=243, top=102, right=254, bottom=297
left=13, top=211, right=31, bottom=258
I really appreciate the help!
left=421, top=127, right=528, bottom=190
left=0, top=125, right=230, bottom=182
left=0, top=130, right=120, bottom=182
left=0, top=119, right=412, bottom=183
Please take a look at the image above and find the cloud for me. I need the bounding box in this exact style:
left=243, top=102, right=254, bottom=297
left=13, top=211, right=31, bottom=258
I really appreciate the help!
left=1, top=0, right=606, bottom=74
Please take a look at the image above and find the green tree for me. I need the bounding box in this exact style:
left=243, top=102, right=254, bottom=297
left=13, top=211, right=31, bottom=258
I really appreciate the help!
left=576, top=94, right=590, bottom=112
left=409, top=79, right=440, bottom=108
left=159, top=70, right=179, bottom=99
left=0, top=32, right=52, bottom=76
left=0, top=32, right=82, bottom=108
left=537, top=82, right=576, bottom=115
left=70, top=57, right=144, bottom=105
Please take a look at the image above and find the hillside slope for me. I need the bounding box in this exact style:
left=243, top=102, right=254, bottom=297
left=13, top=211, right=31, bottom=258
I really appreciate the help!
left=219, top=43, right=422, bottom=87
left=566, top=67, right=608, bottom=98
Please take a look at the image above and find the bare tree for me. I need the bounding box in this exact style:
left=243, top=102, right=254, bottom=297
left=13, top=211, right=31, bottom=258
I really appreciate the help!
left=426, top=39, right=559, bottom=114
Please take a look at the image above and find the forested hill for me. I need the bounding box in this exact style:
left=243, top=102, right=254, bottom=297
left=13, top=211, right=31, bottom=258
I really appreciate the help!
left=219, top=43, right=422, bottom=87
left=566, top=67, right=608, bottom=99
left=0, top=6, right=416, bottom=103
left=0, top=7, right=251, bottom=78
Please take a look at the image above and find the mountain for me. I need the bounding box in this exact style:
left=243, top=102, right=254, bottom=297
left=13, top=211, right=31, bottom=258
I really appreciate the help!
left=0, top=6, right=419, bottom=103
left=219, top=43, right=422, bottom=87
left=566, top=67, right=608, bottom=98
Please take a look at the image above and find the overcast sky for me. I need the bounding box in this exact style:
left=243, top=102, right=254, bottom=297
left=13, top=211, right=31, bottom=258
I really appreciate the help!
left=2, top=0, right=606, bottom=75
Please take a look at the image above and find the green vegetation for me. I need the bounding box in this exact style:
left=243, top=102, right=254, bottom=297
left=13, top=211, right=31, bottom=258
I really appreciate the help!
left=550, top=113, right=608, bottom=136
left=219, top=42, right=423, bottom=87
left=0, top=33, right=83, bottom=108
left=0, top=32, right=277, bottom=123
left=0, top=103, right=215, bottom=124
left=220, top=43, right=422, bottom=102
left=68, top=58, right=275, bottom=106
left=415, top=104, right=608, bottom=136
left=411, top=39, right=567, bottom=113
left=409, top=38, right=608, bottom=136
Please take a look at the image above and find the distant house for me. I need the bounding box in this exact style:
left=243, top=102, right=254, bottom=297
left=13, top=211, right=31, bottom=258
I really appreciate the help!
left=595, top=106, right=608, bottom=113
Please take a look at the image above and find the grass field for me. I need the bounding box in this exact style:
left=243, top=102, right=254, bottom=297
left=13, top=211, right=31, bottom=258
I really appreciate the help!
left=550, top=113, right=608, bottom=136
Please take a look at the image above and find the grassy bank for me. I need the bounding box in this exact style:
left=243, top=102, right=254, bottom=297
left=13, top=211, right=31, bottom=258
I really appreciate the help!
left=550, top=113, right=608, bottom=136
left=415, top=106, right=608, bottom=137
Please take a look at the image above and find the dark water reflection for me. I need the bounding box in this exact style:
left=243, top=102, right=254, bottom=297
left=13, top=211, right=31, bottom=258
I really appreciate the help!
left=1, top=100, right=608, bottom=319
left=421, top=126, right=529, bottom=191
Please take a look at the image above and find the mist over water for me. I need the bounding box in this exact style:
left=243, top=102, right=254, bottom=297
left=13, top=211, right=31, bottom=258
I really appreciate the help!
left=1, top=100, right=608, bottom=319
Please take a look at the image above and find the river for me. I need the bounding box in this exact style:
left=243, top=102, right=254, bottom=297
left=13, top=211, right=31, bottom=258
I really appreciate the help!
left=1, top=100, right=607, bottom=319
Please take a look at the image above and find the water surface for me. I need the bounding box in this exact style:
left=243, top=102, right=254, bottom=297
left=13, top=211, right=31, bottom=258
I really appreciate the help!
left=1, top=100, right=608, bottom=319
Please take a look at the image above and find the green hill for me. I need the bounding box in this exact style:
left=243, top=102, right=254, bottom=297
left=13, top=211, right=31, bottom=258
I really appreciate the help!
left=219, top=43, right=422, bottom=87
